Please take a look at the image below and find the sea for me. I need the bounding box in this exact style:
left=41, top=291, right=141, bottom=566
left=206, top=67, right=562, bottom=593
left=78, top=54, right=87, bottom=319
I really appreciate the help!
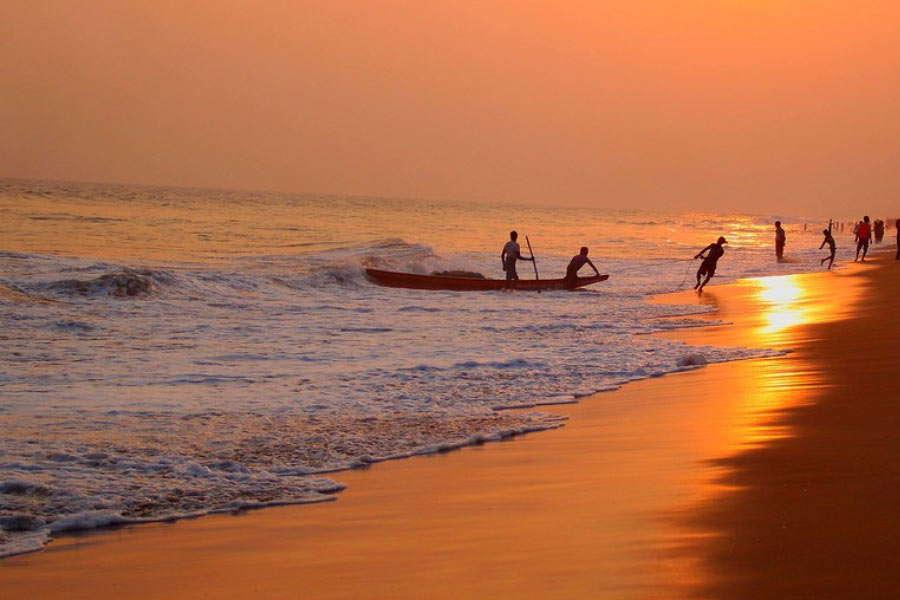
left=0, top=178, right=858, bottom=557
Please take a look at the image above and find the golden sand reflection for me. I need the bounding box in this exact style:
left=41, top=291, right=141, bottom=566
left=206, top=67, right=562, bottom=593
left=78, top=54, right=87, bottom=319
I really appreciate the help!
left=654, top=269, right=863, bottom=467
left=646, top=270, right=866, bottom=594
left=734, top=275, right=829, bottom=447
left=755, top=275, right=808, bottom=335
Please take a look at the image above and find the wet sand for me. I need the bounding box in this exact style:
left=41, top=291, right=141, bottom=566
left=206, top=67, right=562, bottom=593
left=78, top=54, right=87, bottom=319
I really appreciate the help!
left=685, top=254, right=900, bottom=599
left=0, top=258, right=879, bottom=598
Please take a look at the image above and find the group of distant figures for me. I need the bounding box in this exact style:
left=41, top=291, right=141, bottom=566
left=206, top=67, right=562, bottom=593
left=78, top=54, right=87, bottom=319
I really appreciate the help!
left=802, top=216, right=897, bottom=268
left=693, top=216, right=900, bottom=292
left=500, top=216, right=900, bottom=294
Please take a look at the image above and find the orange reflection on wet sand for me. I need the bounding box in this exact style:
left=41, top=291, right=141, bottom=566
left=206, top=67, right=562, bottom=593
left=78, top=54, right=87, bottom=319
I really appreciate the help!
left=647, top=267, right=865, bottom=593
left=756, top=274, right=806, bottom=334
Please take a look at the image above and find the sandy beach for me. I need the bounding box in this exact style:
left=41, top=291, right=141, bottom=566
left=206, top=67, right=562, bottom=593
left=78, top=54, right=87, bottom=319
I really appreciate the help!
left=685, top=254, right=900, bottom=599
left=3, top=251, right=890, bottom=597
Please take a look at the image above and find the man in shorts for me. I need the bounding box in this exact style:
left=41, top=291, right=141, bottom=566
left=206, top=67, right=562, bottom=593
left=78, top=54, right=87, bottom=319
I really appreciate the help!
left=820, top=228, right=836, bottom=270
left=694, top=236, right=728, bottom=292
left=500, top=230, right=533, bottom=288
left=856, top=216, right=872, bottom=262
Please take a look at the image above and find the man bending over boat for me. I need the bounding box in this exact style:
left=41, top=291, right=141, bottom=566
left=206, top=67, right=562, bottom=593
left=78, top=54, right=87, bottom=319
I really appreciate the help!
left=501, top=230, right=533, bottom=288
left=694, top=236, right=727, bottom=292
left=564, top=247, right=601, bottom=288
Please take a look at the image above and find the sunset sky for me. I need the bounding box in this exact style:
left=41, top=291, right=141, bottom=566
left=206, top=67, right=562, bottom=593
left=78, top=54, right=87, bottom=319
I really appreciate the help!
left=3, top=1, right=900, bottom=213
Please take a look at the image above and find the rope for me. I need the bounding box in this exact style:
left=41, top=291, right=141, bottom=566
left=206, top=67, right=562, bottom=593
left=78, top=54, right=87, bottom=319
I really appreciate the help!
left=599, top=257, right=696, bottom=292
left=674, top=258, right=695, bottom=292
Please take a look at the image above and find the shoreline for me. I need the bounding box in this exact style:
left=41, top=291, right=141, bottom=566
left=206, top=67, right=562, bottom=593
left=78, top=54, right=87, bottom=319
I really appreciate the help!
left=0, top=265, right=783, bottom=560
left=683, top=253, right=900, bottom=598
left=0, top=255, right=877, bottom=597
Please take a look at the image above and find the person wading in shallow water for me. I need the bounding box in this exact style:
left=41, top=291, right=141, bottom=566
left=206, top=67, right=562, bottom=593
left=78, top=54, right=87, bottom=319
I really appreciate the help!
left=856, top=215, right=872, bottom=262
left=775, top=221, right=786, bottom=262
left=820, top=228, right=836, bottom=270
left=694, top=236, right=728, bottom=292
left=500, top=230, right=534, bottom=289
left=564, top=247, right=601, bottom=288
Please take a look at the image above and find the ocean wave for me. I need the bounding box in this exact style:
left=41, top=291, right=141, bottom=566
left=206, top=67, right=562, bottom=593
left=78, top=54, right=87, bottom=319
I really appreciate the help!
left=272, top=266, right=367, bottom=289
left=33, top=269, right=174, bottom=298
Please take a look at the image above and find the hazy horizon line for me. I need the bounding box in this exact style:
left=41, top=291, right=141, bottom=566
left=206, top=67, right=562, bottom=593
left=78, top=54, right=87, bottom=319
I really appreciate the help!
left=2, top=174, right=870, bottom=223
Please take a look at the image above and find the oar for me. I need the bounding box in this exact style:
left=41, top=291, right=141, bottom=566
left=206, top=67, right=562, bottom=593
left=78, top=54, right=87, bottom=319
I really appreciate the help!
left=525, top=236, right=540, bottom=292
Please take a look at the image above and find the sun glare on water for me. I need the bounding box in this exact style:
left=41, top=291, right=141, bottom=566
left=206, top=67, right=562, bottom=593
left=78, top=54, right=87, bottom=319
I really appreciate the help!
left=756, top=275, right=807, bottom=334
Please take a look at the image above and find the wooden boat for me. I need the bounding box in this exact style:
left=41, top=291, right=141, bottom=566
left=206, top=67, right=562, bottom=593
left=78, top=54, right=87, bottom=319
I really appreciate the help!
left=364, top=268, right=609, bottom=291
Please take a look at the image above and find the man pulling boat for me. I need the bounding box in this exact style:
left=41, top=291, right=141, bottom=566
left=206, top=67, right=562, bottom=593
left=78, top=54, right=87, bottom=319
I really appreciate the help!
left=565, top=247, right=601, bottom=288
left=694, top=236, right=728, bottom=292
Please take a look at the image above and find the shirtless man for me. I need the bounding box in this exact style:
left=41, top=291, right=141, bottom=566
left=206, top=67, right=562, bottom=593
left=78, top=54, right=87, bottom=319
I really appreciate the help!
left=564, top=247, right=601, bottom=288
left=820, top=228, right=836, bottom=270
left=694, top=236, right=728, bottom=292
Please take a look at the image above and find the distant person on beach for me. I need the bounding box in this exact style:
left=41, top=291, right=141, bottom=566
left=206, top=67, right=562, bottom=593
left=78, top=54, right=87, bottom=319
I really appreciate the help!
left=856, top=216, right=872, bottom=261
left=896, top=218, right=900, bottom=259
left=875, top=219, right=885, bottom=243
left=775, top=221, right=786, bottom=262
left=820, top=229, right=836, bottom=270
left=500, top=230, right=533, bottom=288
left=693, top=236, right=728, bottom=292
left=564, top=247, right=601, bottom=287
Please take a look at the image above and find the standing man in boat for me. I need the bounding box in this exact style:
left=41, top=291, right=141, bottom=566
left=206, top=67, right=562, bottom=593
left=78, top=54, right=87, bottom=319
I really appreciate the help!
left=501, top=230, right=534, bottom=288
left=693, top=236, right=728, bottom=292
left=564, top=247, right=601, bottom=288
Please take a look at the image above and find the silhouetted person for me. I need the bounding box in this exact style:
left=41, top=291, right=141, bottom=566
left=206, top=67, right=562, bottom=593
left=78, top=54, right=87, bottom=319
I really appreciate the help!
left=694, top=236, right=727, bottom=292
left=896, top=218, right=900, bottom=260
left=875, top=219, right=885, bottom=243
left=775, top=221, right=786, bottom=262
left=564, top=247, right=600, bottom=288
left=500, top=230, right=533, bottom=288
left=856, top=216, right=872, bottom=261
left=820, top=228, right=836, bottom=270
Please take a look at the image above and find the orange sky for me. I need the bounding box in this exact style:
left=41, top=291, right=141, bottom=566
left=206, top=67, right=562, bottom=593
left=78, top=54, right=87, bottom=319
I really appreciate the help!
left=2, top=1, right=900, bottom=213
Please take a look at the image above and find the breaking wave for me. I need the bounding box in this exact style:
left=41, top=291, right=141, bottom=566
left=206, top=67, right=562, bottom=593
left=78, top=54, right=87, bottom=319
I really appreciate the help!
left=33, top=269, right=173, bottom=298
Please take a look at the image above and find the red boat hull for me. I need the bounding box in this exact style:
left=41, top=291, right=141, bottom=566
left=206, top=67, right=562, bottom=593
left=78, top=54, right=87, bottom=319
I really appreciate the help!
left=364, top=268, right=608, bottom=291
